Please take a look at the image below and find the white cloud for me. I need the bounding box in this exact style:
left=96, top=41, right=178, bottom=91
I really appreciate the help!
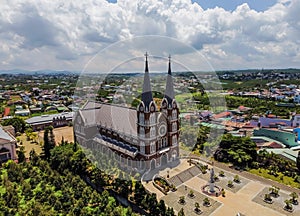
left=0, top=0, right=299, bottom=71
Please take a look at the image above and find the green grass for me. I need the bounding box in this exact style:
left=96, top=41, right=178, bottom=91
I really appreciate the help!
left=18, top=133, right=43, bottom=157
left=175, top=93, right=192, bottom=104
left=249, top=168, right=300, bottom=188
left=30, top=110, right=59, bottom=118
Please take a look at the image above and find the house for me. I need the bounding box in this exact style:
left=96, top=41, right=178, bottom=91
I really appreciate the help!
left=15, top=109, right=30, bottom=116
left=0, top=126, right=17, bottom=163
left=253, top=128, right=298, bottom=148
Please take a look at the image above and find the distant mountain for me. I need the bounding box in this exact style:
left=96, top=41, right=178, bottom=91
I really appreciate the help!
left=0, top=69, right=80, bottom=75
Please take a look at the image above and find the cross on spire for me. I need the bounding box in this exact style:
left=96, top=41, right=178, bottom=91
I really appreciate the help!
left=165, top=54, right=175, bottom=103
left=141, top=51, right=153, bottom=108
left=144, top=52, right=149, bottom=73
left=168, top=54, right=172, bottom=75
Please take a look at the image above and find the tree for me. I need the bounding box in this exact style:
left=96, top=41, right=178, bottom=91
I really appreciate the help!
left=2, top=117, right=26, bottom=133
left=188, top=190, right=195, bottom=198
left=17, top=146, right=26, bottom=163
left=194, top=202, right=201, bottom=213
left=297, top=151, right=300, bottom=174
left=43, top=126, right=55, bottom=160
left=219, top=170, right=225, bottom=177
left=178, top=208, right=185, bottom=216
left=179, top=196, right=185, bottom=205
left=289, top=192, right=298, bottom=205
left=227, top=180, right=234, bottom=188
left=166, top=207, right=175, bottom=216
left=157, top=200, right=166, bottom=216
left=49, top=126, right=56, bottom=147
left=233, top=175, right=240, bottom=183
left=203, top=197, right=211, bottom=206
left=284, top=199, right=293, bottom=211
left=29, top=149, right=39, bottom=165
left=43, top=127, right=50, bottom=159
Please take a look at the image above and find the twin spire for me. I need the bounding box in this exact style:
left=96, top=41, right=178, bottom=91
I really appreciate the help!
left=141, top=52, right=175, bottom=109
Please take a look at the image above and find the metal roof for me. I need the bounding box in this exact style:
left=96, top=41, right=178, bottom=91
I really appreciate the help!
left=0, top=127, right=15, bottom=142
left=25, top=112, right=74, bottom=125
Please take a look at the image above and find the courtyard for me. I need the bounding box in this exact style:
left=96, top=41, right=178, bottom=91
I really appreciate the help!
left=143, top=158, right=300, bottom=216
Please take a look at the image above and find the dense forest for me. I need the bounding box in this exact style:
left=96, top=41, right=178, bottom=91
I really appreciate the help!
left=0, top=139, right=175, bottom=216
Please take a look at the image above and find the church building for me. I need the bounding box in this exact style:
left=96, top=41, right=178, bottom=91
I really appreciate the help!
left=74, top=54, right=180, bottom=172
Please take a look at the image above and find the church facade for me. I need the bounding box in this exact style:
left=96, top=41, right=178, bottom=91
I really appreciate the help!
left=74, top=54, right=180, bottom=172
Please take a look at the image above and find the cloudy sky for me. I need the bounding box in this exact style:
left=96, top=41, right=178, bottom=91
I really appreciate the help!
left=0, top=0, right=299, bottom=72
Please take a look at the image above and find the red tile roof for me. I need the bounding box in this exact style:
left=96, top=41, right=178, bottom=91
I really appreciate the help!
left=3, top=107, right=10, bottom=116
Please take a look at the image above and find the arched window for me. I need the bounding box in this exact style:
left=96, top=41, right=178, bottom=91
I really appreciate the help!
left=140, top=127, right=145, bottom=138
left=140, top=141, right=145, bottom=154
left=172, top=122, right=177, bottom=131
left=162, top=138, right=167, bottom=147
left=150, top=142, right=156, bottom=153
left=150, top=127, right=156, bottom=137
left=150, top=113, right=155, bottom=124
left=172, top=110, right=177, bottom=119
left=139, top=113, right=144, bottom=124
left=172, top=135, right=177, bottom=146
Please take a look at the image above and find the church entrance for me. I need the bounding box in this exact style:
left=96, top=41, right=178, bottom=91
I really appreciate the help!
left=150, top=159, right=156, bottom=170
left=161, top=153, right=168, bottom=165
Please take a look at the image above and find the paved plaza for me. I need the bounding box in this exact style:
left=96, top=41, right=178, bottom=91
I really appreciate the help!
left=143, top=159, right=300, bottom=216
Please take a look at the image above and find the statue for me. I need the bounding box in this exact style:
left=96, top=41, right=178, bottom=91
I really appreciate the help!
left=210, top=168, right=215, bottom=183
left=209, top=168, right=215, bottom=193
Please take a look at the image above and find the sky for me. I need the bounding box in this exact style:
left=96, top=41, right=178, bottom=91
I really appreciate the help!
left=0, top=0, right=299, bottom=72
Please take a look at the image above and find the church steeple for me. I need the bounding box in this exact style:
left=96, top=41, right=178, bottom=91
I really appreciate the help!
left=164, top=55, right=175, bottom=105
left=141, top=52, right=154, bottom=109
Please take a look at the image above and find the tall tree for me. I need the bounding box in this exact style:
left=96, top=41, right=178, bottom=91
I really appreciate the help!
left=178, top=208, right=185, bottom=216
left=17, top=146, right=26, bottom=163
left=43, top=126, right=55, bottom=159
left=297, top=151, right=300, bottom=173
left=49, top=126, right=56, bottom=147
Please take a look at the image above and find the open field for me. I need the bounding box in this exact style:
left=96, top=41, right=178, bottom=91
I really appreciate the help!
left=18, top=133, right=43, bottom=158
left=17, top=126, right=74, bottom=158
left=38, top=126, right=74, bottom=144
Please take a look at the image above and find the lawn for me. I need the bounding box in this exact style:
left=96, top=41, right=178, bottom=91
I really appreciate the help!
left=18, top=133, right=43, bottom=158
left=249, top=168, right=300, bottom=188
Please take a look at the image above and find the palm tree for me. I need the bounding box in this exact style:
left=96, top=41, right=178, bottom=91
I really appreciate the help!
left=179, top=196, right=185, bottom=205
left=178, top=207, right=185, bottom=216
left=289, top=192, right=298, bottom=205
left=233, top=174, right=240, bottom=183
left=264, top=193, right=272, bottom=203
left=194, top=202, right=201, bottom=214
left=269, top=185, right=280, bottom=197
left=188, top=190, right=195, bottom=198
left=284, top=199, right=293, bottom=211
left=203, top=197, right=210, bottom=207
left=219, top=170, right=225, bottom=177
left=227, top=180, right=234, bottom=188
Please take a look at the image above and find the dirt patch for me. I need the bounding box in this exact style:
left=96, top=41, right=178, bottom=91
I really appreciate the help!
left=38, top=126, right=74, bottom=145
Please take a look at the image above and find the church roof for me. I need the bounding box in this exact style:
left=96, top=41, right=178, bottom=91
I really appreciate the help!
left=0, top=127, right=15, bottom=144
left=79, top=102, right=138, bottom=137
